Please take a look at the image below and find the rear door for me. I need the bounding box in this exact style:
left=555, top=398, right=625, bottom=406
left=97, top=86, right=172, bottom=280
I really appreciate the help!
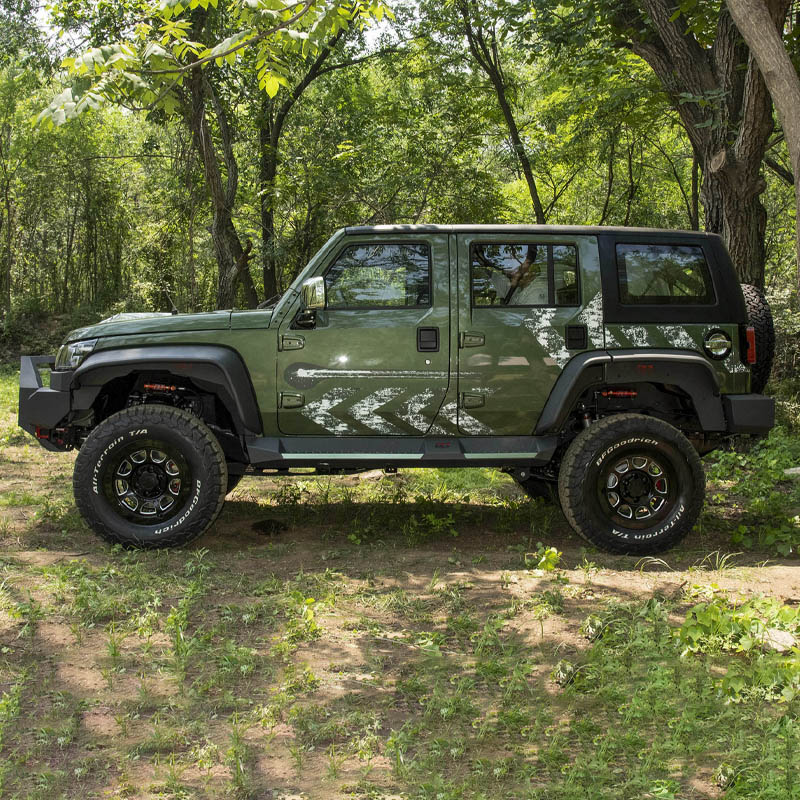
left=455, top=232, right=603, bottom=436
left=276, top=233, right=451, bottom=435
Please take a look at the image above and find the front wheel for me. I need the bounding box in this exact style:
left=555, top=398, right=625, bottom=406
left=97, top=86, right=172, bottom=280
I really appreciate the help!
left=74, top=405, right=228, bottom=548
left=557, top=414, right=705, bottom=555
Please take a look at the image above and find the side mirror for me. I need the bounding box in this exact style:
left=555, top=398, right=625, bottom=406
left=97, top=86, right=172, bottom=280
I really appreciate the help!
left=302, top=277, right=326, bottom=310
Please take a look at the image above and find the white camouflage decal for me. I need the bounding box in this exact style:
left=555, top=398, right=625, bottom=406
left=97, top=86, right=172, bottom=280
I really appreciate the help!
left=438, top=402, right=492, bottom=435
left=724, top=355, right=750, bottom=373
left=300, top=387, right=361, bottom=435
left=657, top=325, right=697, bottom=350
left=523, top=310, right=572, bottom=368
left=620, top=325, right=651, bottom=347
left=396, top=389, right=437, bottom=432
left=295, top=367, right=450, bottom=381
left=577, top=292, right=605, bottom=349
left=350, top=387, right=406, bottom=434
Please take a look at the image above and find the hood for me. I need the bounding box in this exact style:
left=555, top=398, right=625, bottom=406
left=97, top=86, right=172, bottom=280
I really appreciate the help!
left=65, top=310, right=233, bottom=342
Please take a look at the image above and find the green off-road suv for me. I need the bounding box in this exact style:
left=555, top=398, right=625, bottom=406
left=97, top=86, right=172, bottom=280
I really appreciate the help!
left=19, top=225, right=776, bottom=554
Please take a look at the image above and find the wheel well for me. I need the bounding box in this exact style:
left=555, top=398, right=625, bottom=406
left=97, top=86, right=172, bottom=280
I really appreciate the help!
left=565, top=382, right=703, bottom=434
left=88, top=371, right=246, bottom=462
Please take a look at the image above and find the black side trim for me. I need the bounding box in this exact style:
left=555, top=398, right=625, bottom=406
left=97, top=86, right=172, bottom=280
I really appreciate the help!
left=535, top=351, right=610, bottom=435
left=73, top=346, right=262, bottom=435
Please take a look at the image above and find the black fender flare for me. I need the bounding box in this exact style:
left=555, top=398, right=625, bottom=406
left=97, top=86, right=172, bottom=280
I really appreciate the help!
left=535, top=349, right=726, bottom=434
left=71, top=345, right=262, bottom=435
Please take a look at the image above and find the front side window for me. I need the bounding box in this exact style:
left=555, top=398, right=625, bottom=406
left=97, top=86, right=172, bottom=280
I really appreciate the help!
left=325, top=243, right=431, bottom=308
left=616, top=243, right=714, bottom=304
left=471, top=243, right=579, bottom=307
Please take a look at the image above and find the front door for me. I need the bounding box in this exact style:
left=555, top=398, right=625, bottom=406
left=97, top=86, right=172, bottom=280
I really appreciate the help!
left=277, top=234, right=451, bottom=436
left=456, top=232, right=601, bottom=436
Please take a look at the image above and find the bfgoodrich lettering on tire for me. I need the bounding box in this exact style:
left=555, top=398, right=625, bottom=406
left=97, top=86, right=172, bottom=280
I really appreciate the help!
left=74, top=405, right=228, bottom=548
left=557, top=413, right=705, bottom=555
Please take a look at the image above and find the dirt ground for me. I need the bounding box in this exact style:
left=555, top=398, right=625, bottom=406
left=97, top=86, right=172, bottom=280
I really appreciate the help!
left=1, top=429, right=800, bottom=798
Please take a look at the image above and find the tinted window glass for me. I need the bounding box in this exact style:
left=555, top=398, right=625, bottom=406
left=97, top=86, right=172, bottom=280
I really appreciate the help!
left=616, top=244, right=714, bottom=304
left=325, top=243, right=431, bottom=308
left=471, top=243, right=579, bottom=307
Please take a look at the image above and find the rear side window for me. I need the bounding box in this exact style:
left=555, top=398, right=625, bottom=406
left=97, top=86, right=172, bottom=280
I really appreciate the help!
left=616, top=243, right=714, bottom=304
left=325, top=243, right=431, bottom=308
left=471, top=243, right=579, bottom=307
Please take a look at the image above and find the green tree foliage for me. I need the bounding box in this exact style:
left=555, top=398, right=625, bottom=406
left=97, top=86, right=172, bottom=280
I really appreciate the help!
left=0, top=0, right=796, bottom=362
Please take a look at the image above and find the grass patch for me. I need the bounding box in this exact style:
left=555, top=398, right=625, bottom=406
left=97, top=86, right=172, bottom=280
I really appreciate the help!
left=2, top=367, right=800, bottom=796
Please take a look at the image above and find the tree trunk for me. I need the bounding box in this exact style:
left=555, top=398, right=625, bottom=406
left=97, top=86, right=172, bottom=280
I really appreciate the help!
left=188, top=71, right=258, bottom=308
left=492, top=79, right=547, bottom=224
left=726, top=0, right=800, bottom=294
left=458, top=2, right=547, bottom=224
left=1, top=182, right=10, bottom=315
left=623, top=0, right=790, bottom=287
left=598, top=139, right=615, bottom=225
left=256, top=34, right=344, bottom=300
left=259, top=97, right=279, bottom=300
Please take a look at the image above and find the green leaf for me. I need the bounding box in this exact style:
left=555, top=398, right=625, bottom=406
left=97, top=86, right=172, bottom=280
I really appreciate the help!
left=262, top=73, right=281, bottom=97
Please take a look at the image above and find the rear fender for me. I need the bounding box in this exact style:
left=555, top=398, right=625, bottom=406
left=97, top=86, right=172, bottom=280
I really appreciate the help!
left=535, top=349, right=726, bottom=434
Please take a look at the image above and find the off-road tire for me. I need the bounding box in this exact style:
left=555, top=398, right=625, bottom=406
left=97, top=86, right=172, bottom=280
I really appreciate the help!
left=741, top=284, right=774, bottom=394
left=557, top=414, right=704, bottom=555
left=74, top=405, right=228, bottom=548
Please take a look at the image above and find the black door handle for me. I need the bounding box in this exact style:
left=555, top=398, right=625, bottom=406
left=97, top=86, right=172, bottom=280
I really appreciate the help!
left=417, top=327, right=439, bottom=352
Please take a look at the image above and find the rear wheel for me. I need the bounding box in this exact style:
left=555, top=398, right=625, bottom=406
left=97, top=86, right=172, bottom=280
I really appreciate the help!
left=74, top=405, right=228, bottom=548
left=557, top=414, right=704, bottom=555
left=741, top=284, right=774, bottom=393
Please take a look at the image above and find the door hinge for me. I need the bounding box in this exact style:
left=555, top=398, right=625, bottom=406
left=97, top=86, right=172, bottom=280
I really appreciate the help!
left=279, top=392, right=304, bottom=409
left=459, top=331, right=485, bottom=348
left=459, top=392, right=486, bottom=409
left=280, top=334, right=305, bottom=351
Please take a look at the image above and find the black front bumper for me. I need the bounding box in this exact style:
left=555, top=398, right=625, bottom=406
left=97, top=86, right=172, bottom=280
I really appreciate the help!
left=19, top=356, right=73, bottom=450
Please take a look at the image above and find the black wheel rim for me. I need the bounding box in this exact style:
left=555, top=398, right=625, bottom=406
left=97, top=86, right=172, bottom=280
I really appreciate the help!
left=596, top=450, right=677, bottom=530
left=102, top=439, right=191, bottom=524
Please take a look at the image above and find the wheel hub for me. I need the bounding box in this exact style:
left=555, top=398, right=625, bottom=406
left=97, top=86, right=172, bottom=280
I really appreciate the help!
left=603, top=455, right=670, bottom=523
left=112, top=447, right=184, bottom=518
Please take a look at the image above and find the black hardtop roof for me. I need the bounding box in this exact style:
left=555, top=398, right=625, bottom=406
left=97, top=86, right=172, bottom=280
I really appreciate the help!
left=344, top=224, right=719, bottom=238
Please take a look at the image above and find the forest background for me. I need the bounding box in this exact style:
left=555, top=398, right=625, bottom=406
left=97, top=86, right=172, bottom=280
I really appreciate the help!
left=0, top=0, right=798, bottom=379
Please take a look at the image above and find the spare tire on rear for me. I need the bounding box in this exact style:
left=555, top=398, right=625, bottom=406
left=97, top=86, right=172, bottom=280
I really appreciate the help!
left=741, top=284, right=775, bottom=394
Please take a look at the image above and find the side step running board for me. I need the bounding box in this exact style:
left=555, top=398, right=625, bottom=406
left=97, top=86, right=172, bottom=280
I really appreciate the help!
left=244, top=435, right=559, bottom=469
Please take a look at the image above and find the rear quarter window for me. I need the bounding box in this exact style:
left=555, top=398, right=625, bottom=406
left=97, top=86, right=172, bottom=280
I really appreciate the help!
left=616, top=243, right=715, bottom=305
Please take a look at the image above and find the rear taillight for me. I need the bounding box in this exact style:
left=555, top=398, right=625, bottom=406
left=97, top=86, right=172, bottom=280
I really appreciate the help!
left=745, top=326, right=757, bottom=364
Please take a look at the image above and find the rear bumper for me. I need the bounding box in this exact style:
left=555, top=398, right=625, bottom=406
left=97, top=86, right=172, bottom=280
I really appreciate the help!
left=723, top=393, right=775, bottom=434
left=18, top=356, right=73, bottom=450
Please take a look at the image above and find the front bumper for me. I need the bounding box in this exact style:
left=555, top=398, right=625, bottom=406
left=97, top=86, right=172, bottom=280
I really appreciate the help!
left=18, top=356, right=73, bottom=450
left=722, top=393, right=775, bottom=434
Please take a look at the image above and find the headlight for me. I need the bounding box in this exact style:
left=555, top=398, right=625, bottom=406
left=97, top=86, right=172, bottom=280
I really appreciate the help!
left=54, top=339, right=97, bottom=370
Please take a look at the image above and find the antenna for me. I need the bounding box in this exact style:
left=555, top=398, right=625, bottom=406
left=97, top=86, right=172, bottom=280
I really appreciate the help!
left=165, top=289, right=179, bottom=315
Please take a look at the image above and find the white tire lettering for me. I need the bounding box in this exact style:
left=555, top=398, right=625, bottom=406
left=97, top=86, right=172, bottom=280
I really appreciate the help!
left=92, top=435, right=124, bottom=494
